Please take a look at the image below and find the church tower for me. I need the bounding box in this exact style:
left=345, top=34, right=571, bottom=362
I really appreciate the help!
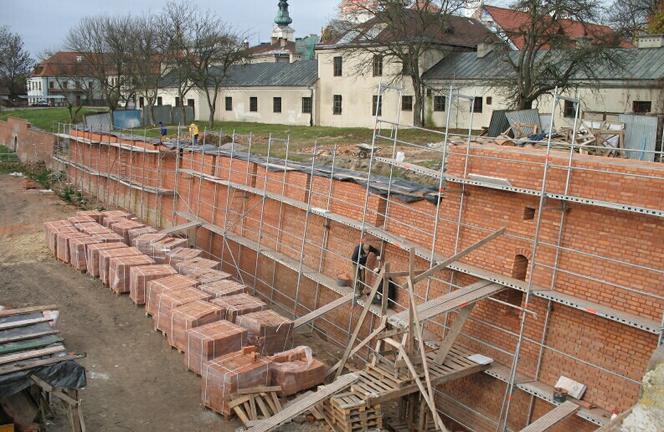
left=272, top=0, right=295, bottom=43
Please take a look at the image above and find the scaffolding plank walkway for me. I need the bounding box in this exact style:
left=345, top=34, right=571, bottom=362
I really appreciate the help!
left=520, top=401, right=579, bottom=432
left=56, top=133, right=160, bottom=154
left=374, top=157, right=442, bottom=179
left=389, top=281, right=505, bottom=327
left=293, top=293, right=354, bottom=329
left=160, top=221, right=202, bottom=235
left=178, top=167, right=661, bottom=336
left=246, top=373, right=359, bottom=432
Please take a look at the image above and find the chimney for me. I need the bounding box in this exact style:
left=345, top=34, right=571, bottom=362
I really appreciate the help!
left=476, top=42, right=494, bottom=58
left=636, top=34, right=664, bottom=48
left=242, top=38, right=250, bottom=49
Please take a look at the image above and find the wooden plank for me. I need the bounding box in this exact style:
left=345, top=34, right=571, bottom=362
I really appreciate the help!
left=0, top=345, right=65, bottom=365
left=0, top=335, right=63, bottom=356
left=334, top=268, right=384, bottom=379
left=0, top=317, right=52, bottom=331
left=236, top=386, right=282, bottom=396
left=327, top=319, right=386, bottom=377
left=412, top=228, right=506, bottom=284
left=0, top=305, right=57, bottom=318
left=247, top=373, right=359, bottom=432
left=433, top=304, right=475, bottom=364
left=0, top=354, right=83, bottom=376
left=520, top=401, right=579, bottom=432
left=159, top=221, right=202, bottom=235
left=0, top=329, right=59, bottom=345
left=294, top=293, right=353, bottom=328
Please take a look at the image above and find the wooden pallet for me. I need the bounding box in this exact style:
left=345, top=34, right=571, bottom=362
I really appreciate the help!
left=322, top=391, right=383, bottom=432
left=229, top=386, right=283, bottom=427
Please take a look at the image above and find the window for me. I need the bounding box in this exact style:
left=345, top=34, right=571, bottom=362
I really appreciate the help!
left=89, top=81, right=93, bottom=90
left=433, top=95, right=445, bottom=112
left=225, top=96, right=233, bottom=111
left=563, top=100, right=576, bottom=118
left=633, top=101, right=652, bottom=113
left=486, top=96, right=493, bottom=106
left=175, top=97, right=180, bottom=107
left=402, top=96, right=413, bottom=112
left=372, top=95, right=382, bottom=116
left=473, top=96, right=483, bottom=113
left=250, top=97, right=258, bottom=112
left=333, top=95, right=342, bottom=115
left=139, top=97, right=144, bottom=108
left=426, top=88, right=432, bottom=97
left=333, top=56, right=342, bottom=76
left=157, top=96, right=162, bottom=106
left=302, top=97, right=312, bottom=114
left=523, top=207, right=535, bottom=220
left=187, top=98, right=194, bottom=107
left=39, top=82, right=41, bottom=91
left=273, top=97, right=282, bottom=113
left=372, top=55, right=383, bottom=77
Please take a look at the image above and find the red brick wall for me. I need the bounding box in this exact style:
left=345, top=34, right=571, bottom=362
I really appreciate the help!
left=0, top=117, right=56, bottom=167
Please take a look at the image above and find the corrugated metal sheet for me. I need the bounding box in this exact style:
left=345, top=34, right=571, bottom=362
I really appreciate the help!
left=113, top=110, right=142, bottom=129
left=423, top=48, right=664, bottom=82
left=85, top=112, right=112, bottom=132
left=505, top=109, right=542, bottom=137
left=619, top=114, right=658, bottom=161
left=487, top=110, right=510, bottom=137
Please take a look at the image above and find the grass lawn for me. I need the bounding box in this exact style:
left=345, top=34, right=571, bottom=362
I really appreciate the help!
left=0, top=107, right=108, bottom=132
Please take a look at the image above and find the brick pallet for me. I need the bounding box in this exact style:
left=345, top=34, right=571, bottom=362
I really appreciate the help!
left=148, top=237, right=187, bottom=263
left=322, top=391, right=383, bottom=432
left=166, top=247, right=203, bottom=265
left=111, top=219, right=145, bottom=243
left=99, top=247, right=141, bottom=285
left=189, top=268, right=232, bottom=284
left=211, top=294, right=266, bottom=323
left=86, top=242, right=126, bottom=277
left=175, top=257, right=221, bottom=275
left=127, top=226, right=157, bottom=245
left=169, top=300, right=224, bottom=352
left=67, top=215, right=96, bottom=225
left=43, top=220, right=74, bottom=255
left=145, top=274, right=198, bottom=317
left=269, top=346, right=327, bottom=397
left=129, top=264, right=178, bottom=305
left=153, top=287, right=212, bottom=334
left=199, top=280, right=246, bottom=298
left=56, top=231, right=89, bottom=263
left=75, top=210, right=103, bottom=222
left=185, top=320, right=248, bottom=376
left=201, top=346, right=271, bottom=417
left=236, top=310, right=293, bottom=356
left=132, top=232, right=167, bottom=254
left=109, top=254, right=155, bottom=294
left=68, top=236, right=102, bottom=271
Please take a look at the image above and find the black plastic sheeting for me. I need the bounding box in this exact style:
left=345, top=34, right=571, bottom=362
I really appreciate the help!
left=173, top=144, right=443, bottom=205
left=0, top=359, right=86, bottom=398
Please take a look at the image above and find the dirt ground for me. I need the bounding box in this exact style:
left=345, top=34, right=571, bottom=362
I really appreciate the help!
left=0, top=174, right=338, bottom=432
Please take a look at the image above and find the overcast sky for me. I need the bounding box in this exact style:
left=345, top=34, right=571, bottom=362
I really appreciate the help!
left=0, top=0, right=340, bottom=58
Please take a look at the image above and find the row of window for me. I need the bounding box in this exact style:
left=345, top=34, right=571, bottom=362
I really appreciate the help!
left=222, top=96, right=314, bottom=114
left=330, top=94, right=489, bottom=116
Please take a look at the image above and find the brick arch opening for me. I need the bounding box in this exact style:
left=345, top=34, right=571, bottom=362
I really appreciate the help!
left=13, top=135, right=17, bottom=152
left=512, top=254, right=529, bottom=281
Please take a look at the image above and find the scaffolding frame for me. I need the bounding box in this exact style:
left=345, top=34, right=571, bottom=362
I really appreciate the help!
left=52, top=97, right=664, bottom=430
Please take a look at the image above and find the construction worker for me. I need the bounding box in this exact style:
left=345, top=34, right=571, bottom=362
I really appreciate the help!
left=189, top=122, right=199, bottom=146
left=351, top=242, right=380, bottom=298
left=159, top=122, right=167, bottom=143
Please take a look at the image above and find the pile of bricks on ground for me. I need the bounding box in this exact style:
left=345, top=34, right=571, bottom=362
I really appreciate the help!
left=43, top=210, right=327, bottom=420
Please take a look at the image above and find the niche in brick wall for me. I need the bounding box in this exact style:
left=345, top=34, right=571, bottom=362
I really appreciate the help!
left=495, top=255, right=527, bottom=320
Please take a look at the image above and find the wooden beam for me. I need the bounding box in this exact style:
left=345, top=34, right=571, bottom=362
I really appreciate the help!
left=520, top=401, right=579, bottom=432
left=334, top=267, right=384, bottom=379
left=327, top=318, right=386, bottom=377
left=0, top=345, right=65, bottom=365
left=293, top=293, right=353, bottom=329
left=412, top=227, right=506, bottom=284
left=0, top=317, right=53, bottom=331
left=246, top=373, right=359, bottom=432
left=434, top=304, right=475, bottom=364
left=0, top=354, right=84, bottom=376
left=0, top=329, right=59, bottom=345
left=0, top=305, right=57, bottom=318
left=381, top=262, right=390, bottom=316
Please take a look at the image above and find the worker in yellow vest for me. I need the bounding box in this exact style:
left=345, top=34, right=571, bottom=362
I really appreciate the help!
left=189, top=123, right=199, bottom=146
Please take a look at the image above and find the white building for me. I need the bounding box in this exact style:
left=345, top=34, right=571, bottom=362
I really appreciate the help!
left=27, top=52, right=102, bottom=107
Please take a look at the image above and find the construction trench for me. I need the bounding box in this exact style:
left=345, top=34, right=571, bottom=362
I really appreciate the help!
left=5, top=90, right=664, bottom=432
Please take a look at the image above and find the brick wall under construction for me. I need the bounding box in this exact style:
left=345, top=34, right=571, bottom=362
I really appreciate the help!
left=41, top=124, right=664, bottom=432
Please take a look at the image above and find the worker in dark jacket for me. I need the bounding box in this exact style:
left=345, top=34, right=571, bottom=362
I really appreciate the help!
left=351, top=242, right=380, bottom=297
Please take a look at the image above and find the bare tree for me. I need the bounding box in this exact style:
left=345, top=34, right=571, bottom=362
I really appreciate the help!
left=608, top=0, right=661, bottom=37
left=189, top=17, right=248, bottom=128
left=0, top=26, right=33, bottom=100
left=66, top=16, right=134, bottom=110
left=333, top=0, right=467, bottom=126
left=492, top=0, right=625, bottom=110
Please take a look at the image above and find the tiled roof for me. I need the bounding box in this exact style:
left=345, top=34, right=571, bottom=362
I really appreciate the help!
left=31, top=52, right=93, bottom=77
left=482, top=5, right=632, bottom=49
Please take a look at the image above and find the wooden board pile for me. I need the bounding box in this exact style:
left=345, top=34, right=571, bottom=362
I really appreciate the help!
left=236, top=310, right=293, bottom=356
left=185, top=320, right=248, bottom=375
left=321, top=391, right=383, bottom=432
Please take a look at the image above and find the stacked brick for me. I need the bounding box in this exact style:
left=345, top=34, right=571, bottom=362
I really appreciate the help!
left=86, top=242, right=126, bottom=277
left=211, top=294, right=266, bottom=323
left=68, top=236, right=102, bottom=271
left=169, top=300, right=225, bottom=352
left=236, top=310, right=293, bottom=356
left=99, top=247, right=142, bottom=285
left=129, top=264, right=178, bottom=305
left=153, top=287, right=212, bottom=334
left=269, top=346, right=327, bottom=397
left=145, top=274, right=198, bottom=316
left=199, top=280, right=246, bottom=298
left=175, top=257, right=220, bottom=275
left=166, top=247, right=203, bottom=265
left=185, top=320, right=247, bottom=375
left=109, top=254, right=155, bottom=294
